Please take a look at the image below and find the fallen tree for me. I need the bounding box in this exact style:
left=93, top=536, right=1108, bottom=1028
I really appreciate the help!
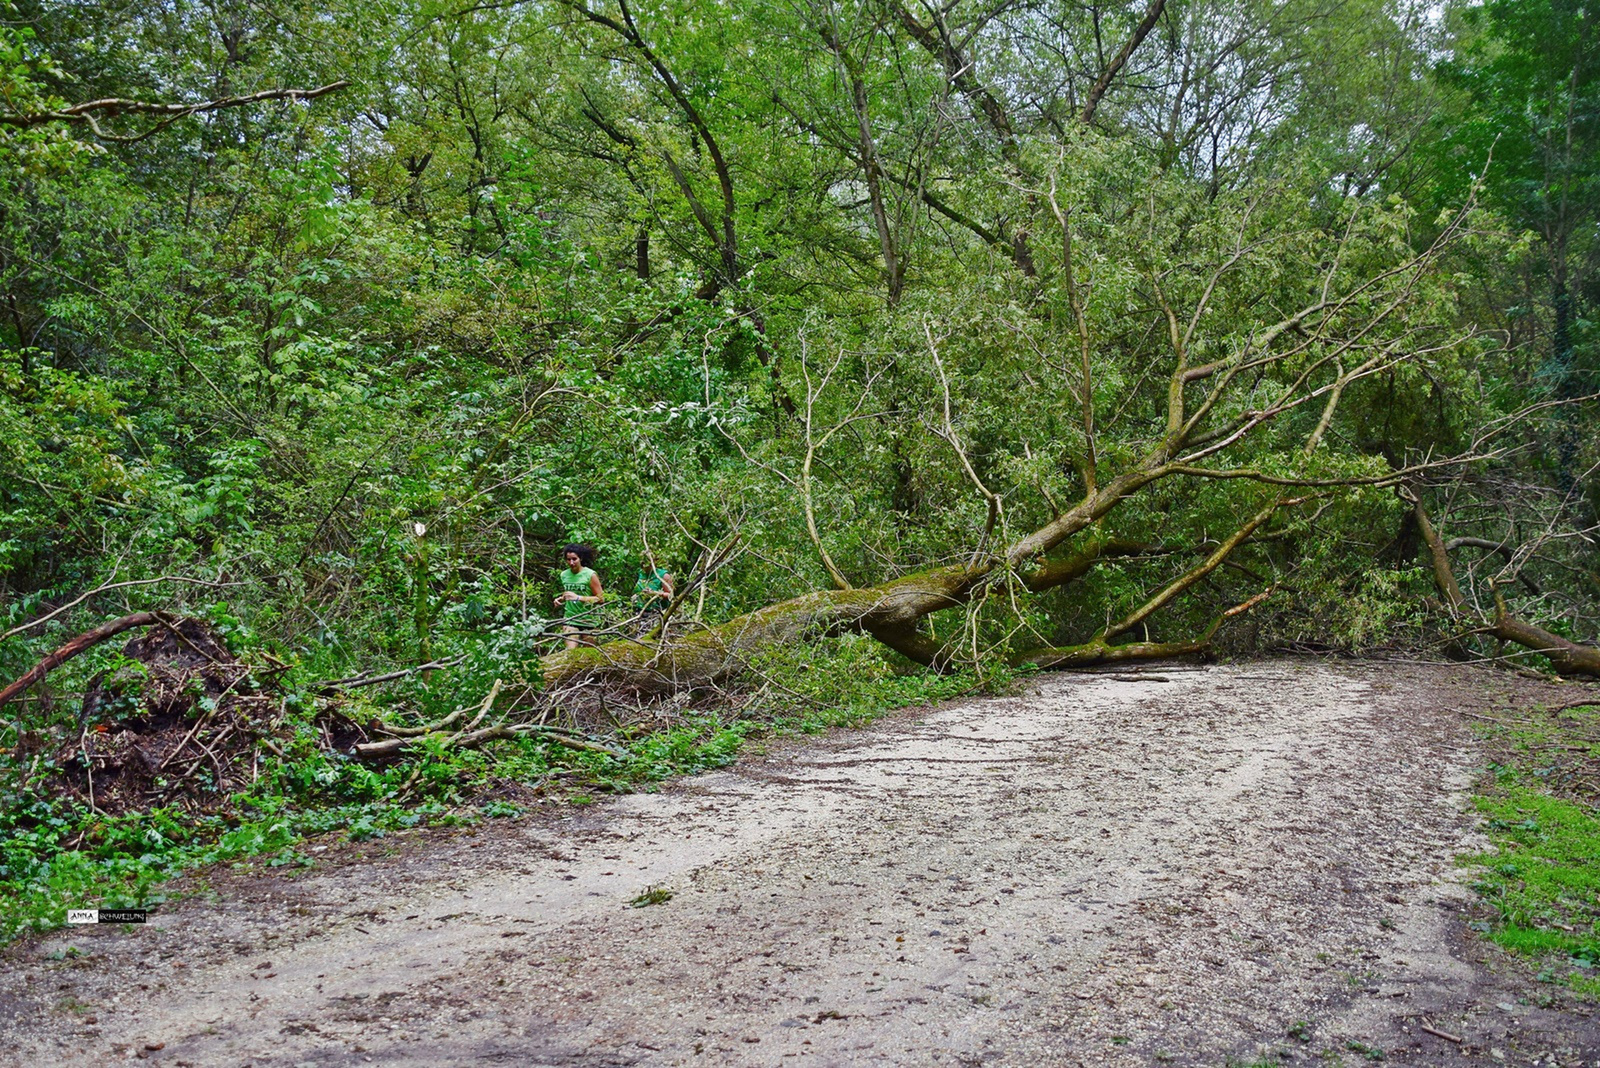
left=533, top=183, right=1497, bottom=696
left=518, top=161, right=1599, bottom=699
left=1408, top=488, right=1600, bottom=678
left=9, top=163, right=1593, bottom=752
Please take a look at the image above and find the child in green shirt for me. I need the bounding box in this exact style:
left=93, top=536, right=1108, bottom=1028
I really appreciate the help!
left=554, top=544, right=605, bottom=649
left=630, top=554, right=675, bottom=636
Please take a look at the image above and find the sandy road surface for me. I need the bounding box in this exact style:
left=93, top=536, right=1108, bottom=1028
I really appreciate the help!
left=3, top=661, right=1598, bottom=1067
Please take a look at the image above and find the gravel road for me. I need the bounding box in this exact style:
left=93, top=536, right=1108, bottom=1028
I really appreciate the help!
left=3, top=661, right=1598, bottom=1067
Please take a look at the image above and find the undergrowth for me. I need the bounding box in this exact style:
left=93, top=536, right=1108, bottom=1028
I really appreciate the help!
left=1465, top=698, right=1600, bottom=998
left=0, top=633, right=976, bottom=940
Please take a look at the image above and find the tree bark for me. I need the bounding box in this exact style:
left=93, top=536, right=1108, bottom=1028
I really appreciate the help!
left=539, top=528, right=1196, bottom=693
left=541, top=570, right=976, bottom=693
left=1016, top=636, right=1210, bottom=670
left=1489, top=588, right=1600, bottom=678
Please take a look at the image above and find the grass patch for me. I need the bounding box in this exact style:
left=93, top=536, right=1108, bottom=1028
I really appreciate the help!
left=628, top=885, right=673, bottom=908
left=1464, top=697, right=1600, bottom=997
left=1344, top=1038, right=1385, bottom=1061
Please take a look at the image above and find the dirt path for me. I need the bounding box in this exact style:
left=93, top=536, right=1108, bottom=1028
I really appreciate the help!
left=3, top=661, right=1598, bottom=1067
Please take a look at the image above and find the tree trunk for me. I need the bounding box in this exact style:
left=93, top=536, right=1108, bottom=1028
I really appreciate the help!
left=1489, top=588, right=1600, bottom=678
left=1410, top=491, right=1600, bottom=678
left=538, top=527, right=1206, bottom=694
left=541, top=569, right=974, bottom=693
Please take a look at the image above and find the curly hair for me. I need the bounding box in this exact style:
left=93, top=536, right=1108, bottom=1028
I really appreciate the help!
left=560, top=543, right=596, bottom=568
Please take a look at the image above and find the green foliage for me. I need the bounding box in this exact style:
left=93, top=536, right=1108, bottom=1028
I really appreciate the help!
left=628, top=885, right=673, bottom=908
left=0, top=0, right=1596, bottom=948
left=1427, top=0, right=1600, bottom=489
left=750, top=634, right=978, bottom=732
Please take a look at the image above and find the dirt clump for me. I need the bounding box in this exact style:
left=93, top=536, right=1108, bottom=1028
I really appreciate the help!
left=39, top=617, right=318, bottom=817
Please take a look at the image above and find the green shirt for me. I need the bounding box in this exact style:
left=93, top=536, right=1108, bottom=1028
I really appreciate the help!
left=632, top=567, right=671, bottom=611
left=559, top=566, right=601, bottom=627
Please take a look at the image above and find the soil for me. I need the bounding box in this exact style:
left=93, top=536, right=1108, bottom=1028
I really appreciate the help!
left=2, top=659, right=1598, bottom=1067
left=30, top=617, right=355, bottom=820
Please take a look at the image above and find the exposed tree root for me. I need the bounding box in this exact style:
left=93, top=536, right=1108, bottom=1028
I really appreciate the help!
left=28, top=617, right=299, bottom=817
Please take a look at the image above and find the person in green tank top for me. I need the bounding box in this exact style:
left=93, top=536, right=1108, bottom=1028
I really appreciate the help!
left=553, top=544, right=605, bottom=649
left=630, top=552, right=675, bottom=636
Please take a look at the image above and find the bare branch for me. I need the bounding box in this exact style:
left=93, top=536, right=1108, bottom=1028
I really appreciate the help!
left=1102, top=497, right=1293, bottom=640
left=925, top=322, right=1004, bottom=562
left=1045, top=169, right=1097, bottom=490
left=2, top=82, right=349, bottom=142
left=1080, top=0, right=1167, bottom=125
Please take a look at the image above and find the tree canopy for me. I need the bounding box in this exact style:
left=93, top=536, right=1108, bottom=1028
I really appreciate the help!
left=1, top=0, right=1596, bottom=710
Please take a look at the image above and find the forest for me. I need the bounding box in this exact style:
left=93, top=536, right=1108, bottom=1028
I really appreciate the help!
left=0, top=0, right=1596, bottom=933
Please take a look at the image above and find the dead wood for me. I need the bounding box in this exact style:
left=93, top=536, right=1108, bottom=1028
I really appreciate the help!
left=1419, top=1021, right=1463, bottom=1044
left=539, top=567, right=968, bottom=693
left=352, top=679, right=628, bottom=763
left=352, top=723, right=626, bottom=763
left=0, top=611, right=159, bottom=709
left=536, top=457, right=1288, bottom=695
left=536, top=517, right=1267, bottom=694
left=314, top=655, right=468, bottom=694
left=1409, top=490, right=1600, bottom=678
left=1015, top=636, right=1214, bottom=670
left=32, top=617, right=294, bottom=817
left=1016, top=587, right=1273, bottom=670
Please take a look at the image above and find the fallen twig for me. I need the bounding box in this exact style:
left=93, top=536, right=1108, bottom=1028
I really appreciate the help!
left=452, top=680, right=504, bottom=738
left=1419, top=1020, right=1462, bottom=1044
left=315, top=655, right=468, bottom=694
left=352, top=719, right=627, bottom=762
left=376, top=705, right=468, bottom=738
left=80, top=725, right=99, bottom=815
left=157, top=703, right=220, bottom=772
left=1460, top=711, right=1527, bottom=726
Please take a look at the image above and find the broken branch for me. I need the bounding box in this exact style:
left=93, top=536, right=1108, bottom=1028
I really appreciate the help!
left=0, top=612, right=160, bottom=710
